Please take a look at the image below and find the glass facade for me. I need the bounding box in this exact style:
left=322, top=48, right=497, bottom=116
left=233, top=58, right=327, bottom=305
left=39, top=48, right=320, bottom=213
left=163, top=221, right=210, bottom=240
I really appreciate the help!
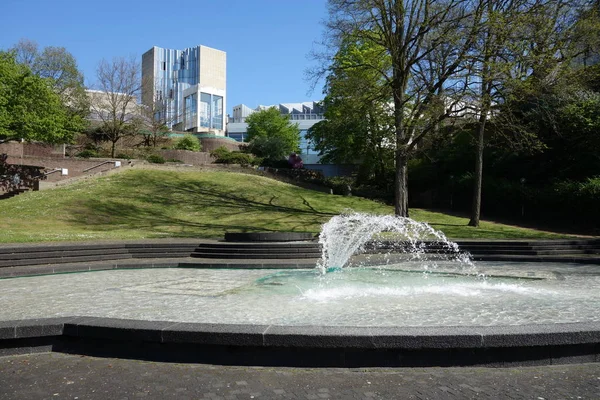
left=184, top=93, right=197, bottom=131
left=199, top=93, right=211, bottom=128
left=212, top=95, right=223, bottom=130
left=142, top=45, right=226, bottom=133
left=299, top=130, right=318, bottom=155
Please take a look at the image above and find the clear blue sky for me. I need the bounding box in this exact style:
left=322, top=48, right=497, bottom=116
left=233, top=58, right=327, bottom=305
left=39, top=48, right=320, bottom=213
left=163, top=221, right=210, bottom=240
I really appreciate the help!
left=1, top=0, right=328, bottom=114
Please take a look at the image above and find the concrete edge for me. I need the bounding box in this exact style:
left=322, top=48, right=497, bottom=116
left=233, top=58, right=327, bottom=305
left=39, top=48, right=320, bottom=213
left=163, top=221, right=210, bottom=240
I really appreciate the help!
left=0, top=316, right=600, bottom=350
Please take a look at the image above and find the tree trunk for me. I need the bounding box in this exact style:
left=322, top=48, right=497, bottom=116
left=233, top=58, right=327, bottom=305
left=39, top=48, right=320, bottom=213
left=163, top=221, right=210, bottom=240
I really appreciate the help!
left=468, top=113, right=486, bottom=227
left=395, top=150, right=409, bottom=217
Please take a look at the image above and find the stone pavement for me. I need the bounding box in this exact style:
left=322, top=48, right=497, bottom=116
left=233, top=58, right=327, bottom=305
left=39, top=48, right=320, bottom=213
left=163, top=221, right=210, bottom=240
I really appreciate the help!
left=0, top=353, right=599, bottom=399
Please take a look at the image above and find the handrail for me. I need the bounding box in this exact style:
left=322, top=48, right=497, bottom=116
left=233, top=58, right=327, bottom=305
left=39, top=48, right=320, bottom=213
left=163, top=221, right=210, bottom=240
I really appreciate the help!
left=82, top=160, right=121, bottom=173
left=44, top=168, right=62, bottom=176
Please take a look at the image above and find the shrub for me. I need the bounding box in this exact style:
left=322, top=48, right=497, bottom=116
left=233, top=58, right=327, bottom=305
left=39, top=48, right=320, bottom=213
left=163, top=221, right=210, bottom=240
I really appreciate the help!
left=261, top=159, right=290, bottom=169
left=210, top=146, right=231, bottom=160
left=146, top=154, right=166, bottom=164
left=76, top=149, right=98, bottom=158
left=115, top=153, right=132, bottom=160
left=325, top=176, right=355, bottom=195
left=247, top=136, right=292, bottom=162
left=173, top=134, right=201, bottom=152
left=209, top=146, right=260, bottom=166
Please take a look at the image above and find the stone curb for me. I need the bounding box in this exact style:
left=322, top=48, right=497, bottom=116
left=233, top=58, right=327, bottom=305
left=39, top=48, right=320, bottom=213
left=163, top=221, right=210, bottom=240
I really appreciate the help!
left=0, top=317, right=599, bottom=367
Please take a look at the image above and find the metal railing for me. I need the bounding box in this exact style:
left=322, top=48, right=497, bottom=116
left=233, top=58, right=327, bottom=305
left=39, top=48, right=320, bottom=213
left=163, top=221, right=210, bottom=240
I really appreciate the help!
left=82, top=161, right=121, bottom=173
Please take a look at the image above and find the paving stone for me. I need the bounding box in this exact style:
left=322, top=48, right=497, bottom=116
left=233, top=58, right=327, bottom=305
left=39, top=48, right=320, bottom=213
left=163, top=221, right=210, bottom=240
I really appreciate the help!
left=0, top=353, right=599, bottom=399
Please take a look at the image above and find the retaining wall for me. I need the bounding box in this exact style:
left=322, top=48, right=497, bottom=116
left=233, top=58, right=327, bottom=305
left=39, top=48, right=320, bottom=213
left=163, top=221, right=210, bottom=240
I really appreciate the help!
left=0, top=142, right=65, bottom=158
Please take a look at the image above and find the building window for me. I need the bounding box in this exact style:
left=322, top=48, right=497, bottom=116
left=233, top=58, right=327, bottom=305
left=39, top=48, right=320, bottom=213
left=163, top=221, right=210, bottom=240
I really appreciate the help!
left=199, top=93, right=211, bottom=128
left=212, top=95, right=223, bottom=130
left=184, top=93, right=197, bottom=131
left=162, top=61, right=166, bottom=71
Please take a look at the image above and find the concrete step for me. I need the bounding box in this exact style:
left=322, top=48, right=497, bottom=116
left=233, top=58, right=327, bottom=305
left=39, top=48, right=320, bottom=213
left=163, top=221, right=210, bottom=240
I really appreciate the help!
left=0, top=254, right=133, bottom=268
left=195, top=242, right=320, bottom=250
left=191, top=252, right=322, bottom=259
left=0, top=248, right=131, bottom=261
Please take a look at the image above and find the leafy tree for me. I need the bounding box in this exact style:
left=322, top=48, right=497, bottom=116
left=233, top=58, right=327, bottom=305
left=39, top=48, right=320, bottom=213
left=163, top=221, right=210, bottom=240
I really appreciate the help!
left=307, top=38, right=395, bottom=187
left=245, top=108, right=300, bottom=160
left=0, top=51, right=79, bottom=144
left=315, top=0, right=484, bottom=216
left=173, top=134, right=201, bottom=151
left=246, top=135, right=291, bottom=162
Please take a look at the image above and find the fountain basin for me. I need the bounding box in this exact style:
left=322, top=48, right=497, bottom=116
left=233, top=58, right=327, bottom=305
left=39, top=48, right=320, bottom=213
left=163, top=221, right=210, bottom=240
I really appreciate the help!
left=0, top=262, right=599, bottom=366
left=1, top=316, right=599, bottom=367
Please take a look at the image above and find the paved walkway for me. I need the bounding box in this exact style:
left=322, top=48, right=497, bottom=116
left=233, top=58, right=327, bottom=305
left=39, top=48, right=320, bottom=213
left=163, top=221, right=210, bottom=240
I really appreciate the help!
left=1, top=353, right=599, bottom=399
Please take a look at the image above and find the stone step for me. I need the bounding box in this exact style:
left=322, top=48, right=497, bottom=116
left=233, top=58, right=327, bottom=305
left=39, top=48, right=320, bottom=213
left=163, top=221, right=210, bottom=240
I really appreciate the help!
left=0, top=254, right=133, bottom=268
left=191, top=252, right=321, bottom=259
left=194, top=247, right=320, bottom=255
left=0, top=248, right=131, bottom=261
left=195, top=242, right=320, bottom=249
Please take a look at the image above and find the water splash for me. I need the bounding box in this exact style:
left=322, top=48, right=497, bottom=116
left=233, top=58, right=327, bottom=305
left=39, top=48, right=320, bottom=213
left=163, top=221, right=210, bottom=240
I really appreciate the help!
left=316, top=212, right=474, bottom=274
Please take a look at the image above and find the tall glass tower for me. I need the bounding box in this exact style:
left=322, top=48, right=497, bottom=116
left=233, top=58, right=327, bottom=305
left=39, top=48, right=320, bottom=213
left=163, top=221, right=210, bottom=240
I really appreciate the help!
left=142, top=45, right=226, bottom=135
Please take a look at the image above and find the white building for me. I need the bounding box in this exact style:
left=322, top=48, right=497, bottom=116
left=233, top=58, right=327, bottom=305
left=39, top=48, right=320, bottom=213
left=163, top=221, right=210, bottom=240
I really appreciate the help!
left=227, top=102, right=324, bottom=163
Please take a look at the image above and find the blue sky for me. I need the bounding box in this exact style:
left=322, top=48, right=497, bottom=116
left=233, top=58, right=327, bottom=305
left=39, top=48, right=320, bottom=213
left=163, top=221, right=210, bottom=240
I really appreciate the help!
left=1, top=0, right=328, bottom=114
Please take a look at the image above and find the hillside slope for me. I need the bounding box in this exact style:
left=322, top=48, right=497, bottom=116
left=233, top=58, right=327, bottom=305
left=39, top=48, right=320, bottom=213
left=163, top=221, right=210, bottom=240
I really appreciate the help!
left=0, top=169, right=569, bottom=242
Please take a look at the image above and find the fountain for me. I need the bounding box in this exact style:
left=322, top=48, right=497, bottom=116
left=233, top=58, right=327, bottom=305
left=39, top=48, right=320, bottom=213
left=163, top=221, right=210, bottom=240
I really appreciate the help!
left=316, top=212, right=475, bottom=273
left=0, top=212, right=599, bottom=366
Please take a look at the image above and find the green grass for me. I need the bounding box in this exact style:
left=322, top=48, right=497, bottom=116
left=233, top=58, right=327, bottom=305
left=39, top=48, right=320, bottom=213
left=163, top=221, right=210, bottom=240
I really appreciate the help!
left=0, top=169, right=575, bottom=243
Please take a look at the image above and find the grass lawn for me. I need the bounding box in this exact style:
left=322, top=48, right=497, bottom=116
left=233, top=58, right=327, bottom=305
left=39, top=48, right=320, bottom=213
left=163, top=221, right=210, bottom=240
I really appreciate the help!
left=0, top=168, right=575, bottom=243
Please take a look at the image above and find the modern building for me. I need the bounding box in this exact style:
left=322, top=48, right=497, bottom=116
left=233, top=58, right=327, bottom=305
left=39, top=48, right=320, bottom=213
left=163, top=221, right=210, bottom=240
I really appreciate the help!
left=142, top=45, right=226, bottom=135
left=227, top=102, right=324, bottom=164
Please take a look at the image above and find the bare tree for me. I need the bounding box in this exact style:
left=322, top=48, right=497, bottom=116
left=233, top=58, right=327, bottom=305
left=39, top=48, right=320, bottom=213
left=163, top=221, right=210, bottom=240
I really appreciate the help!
left=138, top=75, right=182, bottom=148
left=90, top=56, right=141, bottom=157
left=12, top=38, right=38, bottom=68
left=12, top=39, right=89, bottom=123
left=314, top=0, right=484, bottom=216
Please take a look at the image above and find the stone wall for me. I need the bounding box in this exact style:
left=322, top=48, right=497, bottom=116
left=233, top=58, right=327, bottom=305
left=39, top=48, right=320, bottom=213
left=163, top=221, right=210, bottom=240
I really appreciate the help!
left=199, top=137, right=242, bottom=152
left=0, top=142, right=65, bottom=158
left=4, top=155, right=127, bottom=183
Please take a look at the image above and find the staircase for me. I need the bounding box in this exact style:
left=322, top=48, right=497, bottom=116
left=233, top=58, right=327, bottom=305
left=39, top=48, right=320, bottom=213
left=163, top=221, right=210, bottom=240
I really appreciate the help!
left=191, top=242, right=322, bottom=259
left=0, top=188, right=29, bottom=200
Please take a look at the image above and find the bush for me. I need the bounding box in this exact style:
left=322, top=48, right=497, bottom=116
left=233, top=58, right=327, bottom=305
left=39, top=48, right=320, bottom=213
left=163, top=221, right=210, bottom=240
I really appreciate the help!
left=173, top=134, right=201, bottom=151
left=325, top=176, right=355, bottom=195
left=146, top=154, right=166, bottom=164
left=210, top=146, right=259, bottom=166
left=210, top=146, right=231, bottom=160
left=115, top=153, right=132, bottom=160
left=247, top=136, right=292, bottom=162
left=76, top=149, right=98, bottom=158
left=261, top=159, right=290, bottom=169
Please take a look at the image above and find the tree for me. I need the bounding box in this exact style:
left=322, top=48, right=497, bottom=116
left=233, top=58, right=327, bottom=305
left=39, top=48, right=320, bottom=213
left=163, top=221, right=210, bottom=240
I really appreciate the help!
left=138, top=75, right=179, bottom=148
left=307, top=38, right=395, bottom=186
left=90, top=56, right=142, bottom=157
left=245, top=108, right=300, bottom=161
left=317, top=0, right=484, bottom=216
left=467, top=0, right=591, bottom=226
left=0, top=51, right=78, bottom=144
left=12, top=39, right=89, bottom=122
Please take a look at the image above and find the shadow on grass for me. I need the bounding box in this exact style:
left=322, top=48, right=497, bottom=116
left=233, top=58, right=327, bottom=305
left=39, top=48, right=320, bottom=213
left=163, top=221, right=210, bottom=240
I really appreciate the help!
left=67, top=171, right=337, bottom=237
